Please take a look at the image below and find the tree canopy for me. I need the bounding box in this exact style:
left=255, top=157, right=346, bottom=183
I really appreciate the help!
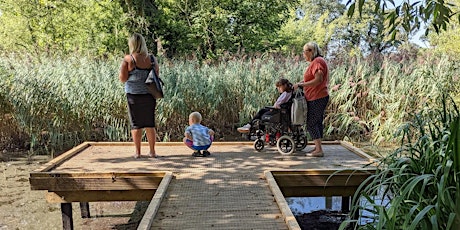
left=0, top=0, right=459, bottom=59
left=427, top=0, right=460, bottom=54
left=347, top=0, right=460, bottom=39
left=0, top=0, right=128, bottom=56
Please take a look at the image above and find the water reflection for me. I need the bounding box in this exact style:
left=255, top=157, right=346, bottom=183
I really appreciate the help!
left=288, top=194, right=390, bottom=226
left=286, top=197, right=342, bottom=215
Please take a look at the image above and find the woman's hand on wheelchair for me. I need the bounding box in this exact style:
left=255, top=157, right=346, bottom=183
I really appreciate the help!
left=293, top=82, right=304, bottom=91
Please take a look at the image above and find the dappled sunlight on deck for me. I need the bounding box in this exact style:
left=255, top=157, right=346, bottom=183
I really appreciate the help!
left=30, top=141, right=373, bottom=229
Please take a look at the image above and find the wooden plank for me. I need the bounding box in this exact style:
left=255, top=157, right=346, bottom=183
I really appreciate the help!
left=270, top=168, right=376, bottom=175
left=30, top=176, right=162, bottom=191
left=340, top=140, right=375, bottom=160
left=280, top=186, right=360, bottom=197
left=270, top=169, right=375, bottom=197
left=321, top=140, right=342, bottom=145
left=30, top=171, right=166, bottom=178
left=46, top=190, right=156, bottom=203
left=34, top=142, right=92, bottom=172
left=273, top=174, right=371, bottom=187
left=264, top=171, right=301, bottom=230
left=137, top=171, right=173, bottom=230
left=30, top=172, right=166, bottom=191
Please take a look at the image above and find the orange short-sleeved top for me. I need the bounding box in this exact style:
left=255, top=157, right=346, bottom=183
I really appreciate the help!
left=303, top=57, right=329, bottom=101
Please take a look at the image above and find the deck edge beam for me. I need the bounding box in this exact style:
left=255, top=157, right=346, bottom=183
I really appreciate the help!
left=137, top=171, right=173, bottom=230
left=264, top=170, right=301, bottom=230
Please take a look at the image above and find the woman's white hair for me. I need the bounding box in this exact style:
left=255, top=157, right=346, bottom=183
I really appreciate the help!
left=304, top=42, right=323, bottom=59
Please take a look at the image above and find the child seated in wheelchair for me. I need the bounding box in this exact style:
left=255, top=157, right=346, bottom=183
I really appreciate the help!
left=237, top=78, right=293, bottom=133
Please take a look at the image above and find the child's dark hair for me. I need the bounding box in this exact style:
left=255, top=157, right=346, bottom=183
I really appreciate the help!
left=276, top=78, right=293, bottom=92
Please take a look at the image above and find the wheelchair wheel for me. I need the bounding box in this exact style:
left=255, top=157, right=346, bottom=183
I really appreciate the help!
left=254, top=139, right=264, bottom=152
left=276, top=135, right=295, bottom=155
left=295, top=134, right=308, bottom=151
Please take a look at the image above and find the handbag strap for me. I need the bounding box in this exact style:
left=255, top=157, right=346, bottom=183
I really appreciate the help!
left=130, top=54, right=142, bottom=71
left=130, top=54, right=137, bottom=66
left=149, top=55, right=155, bottom=69
left=149, top=55, right=164, bottom=86
left=295, top=89, right=303, bottom=98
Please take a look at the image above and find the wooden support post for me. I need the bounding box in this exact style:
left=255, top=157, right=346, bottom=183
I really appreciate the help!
left=325, top=196, right=332, bottom=210
left=341, top=196, right=350, bottom=212
left=79, top=202, right=90, bottom=218
left=61, top=203, right=74, bottom=230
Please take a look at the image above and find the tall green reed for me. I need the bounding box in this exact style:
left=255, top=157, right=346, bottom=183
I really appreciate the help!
left=156, top=56, right=306, bottom=140
left=0, top=53, right=459, bottom=155
left=1, top=55, right=129, bottom=155
left=328, top=55, right=460, bottom=145
left=342, top=95, right=459, bottom=229
left=0, top=54, right=306, bottom=153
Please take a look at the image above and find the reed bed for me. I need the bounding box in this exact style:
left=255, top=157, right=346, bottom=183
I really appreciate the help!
left=0, top=53, right=459, bottom=155
left=342, top=96, right=459, bottom=229
left=328, top=55, right=460, bottom=145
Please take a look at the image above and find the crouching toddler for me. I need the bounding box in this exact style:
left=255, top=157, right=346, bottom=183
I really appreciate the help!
left=183, top=112, right=215, bottom=157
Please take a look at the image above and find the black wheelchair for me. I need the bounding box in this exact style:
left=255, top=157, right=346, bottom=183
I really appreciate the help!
left=244, top=101, right=308, bottom=155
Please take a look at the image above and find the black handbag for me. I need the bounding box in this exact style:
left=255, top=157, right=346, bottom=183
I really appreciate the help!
left=145, top=55, right=164, bottom=99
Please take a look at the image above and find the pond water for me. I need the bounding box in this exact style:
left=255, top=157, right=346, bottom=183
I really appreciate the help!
left=287, top=194, right=390, bottom=226
left=286, top=197, right=342, bottom=215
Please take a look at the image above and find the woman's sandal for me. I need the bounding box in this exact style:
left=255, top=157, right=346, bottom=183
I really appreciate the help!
left=305, top=152, right=324, bottom=157
left=134, top=154, right=141, bottom=159
left=305, top=148, right=316, bottom=153
left=149, top=152, right=158, bottom=158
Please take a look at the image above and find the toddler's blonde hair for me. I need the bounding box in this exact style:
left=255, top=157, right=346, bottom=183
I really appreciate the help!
left=189, top=112, right=202, bottom=124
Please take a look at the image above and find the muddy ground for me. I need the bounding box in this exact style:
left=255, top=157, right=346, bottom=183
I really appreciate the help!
left=1, top=142, right=382, bottom=229
left=0, top=151, right=149, bottom=230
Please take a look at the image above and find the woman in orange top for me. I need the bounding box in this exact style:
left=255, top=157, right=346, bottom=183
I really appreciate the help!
left=293, top=42, right=329, bottom=157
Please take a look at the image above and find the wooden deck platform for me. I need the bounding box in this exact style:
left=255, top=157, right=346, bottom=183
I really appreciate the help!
left=29, top=141, right=374, bottom=230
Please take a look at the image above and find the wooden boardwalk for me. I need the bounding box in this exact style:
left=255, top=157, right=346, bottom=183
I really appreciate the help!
left=34, top=141, right=373, bottom=229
